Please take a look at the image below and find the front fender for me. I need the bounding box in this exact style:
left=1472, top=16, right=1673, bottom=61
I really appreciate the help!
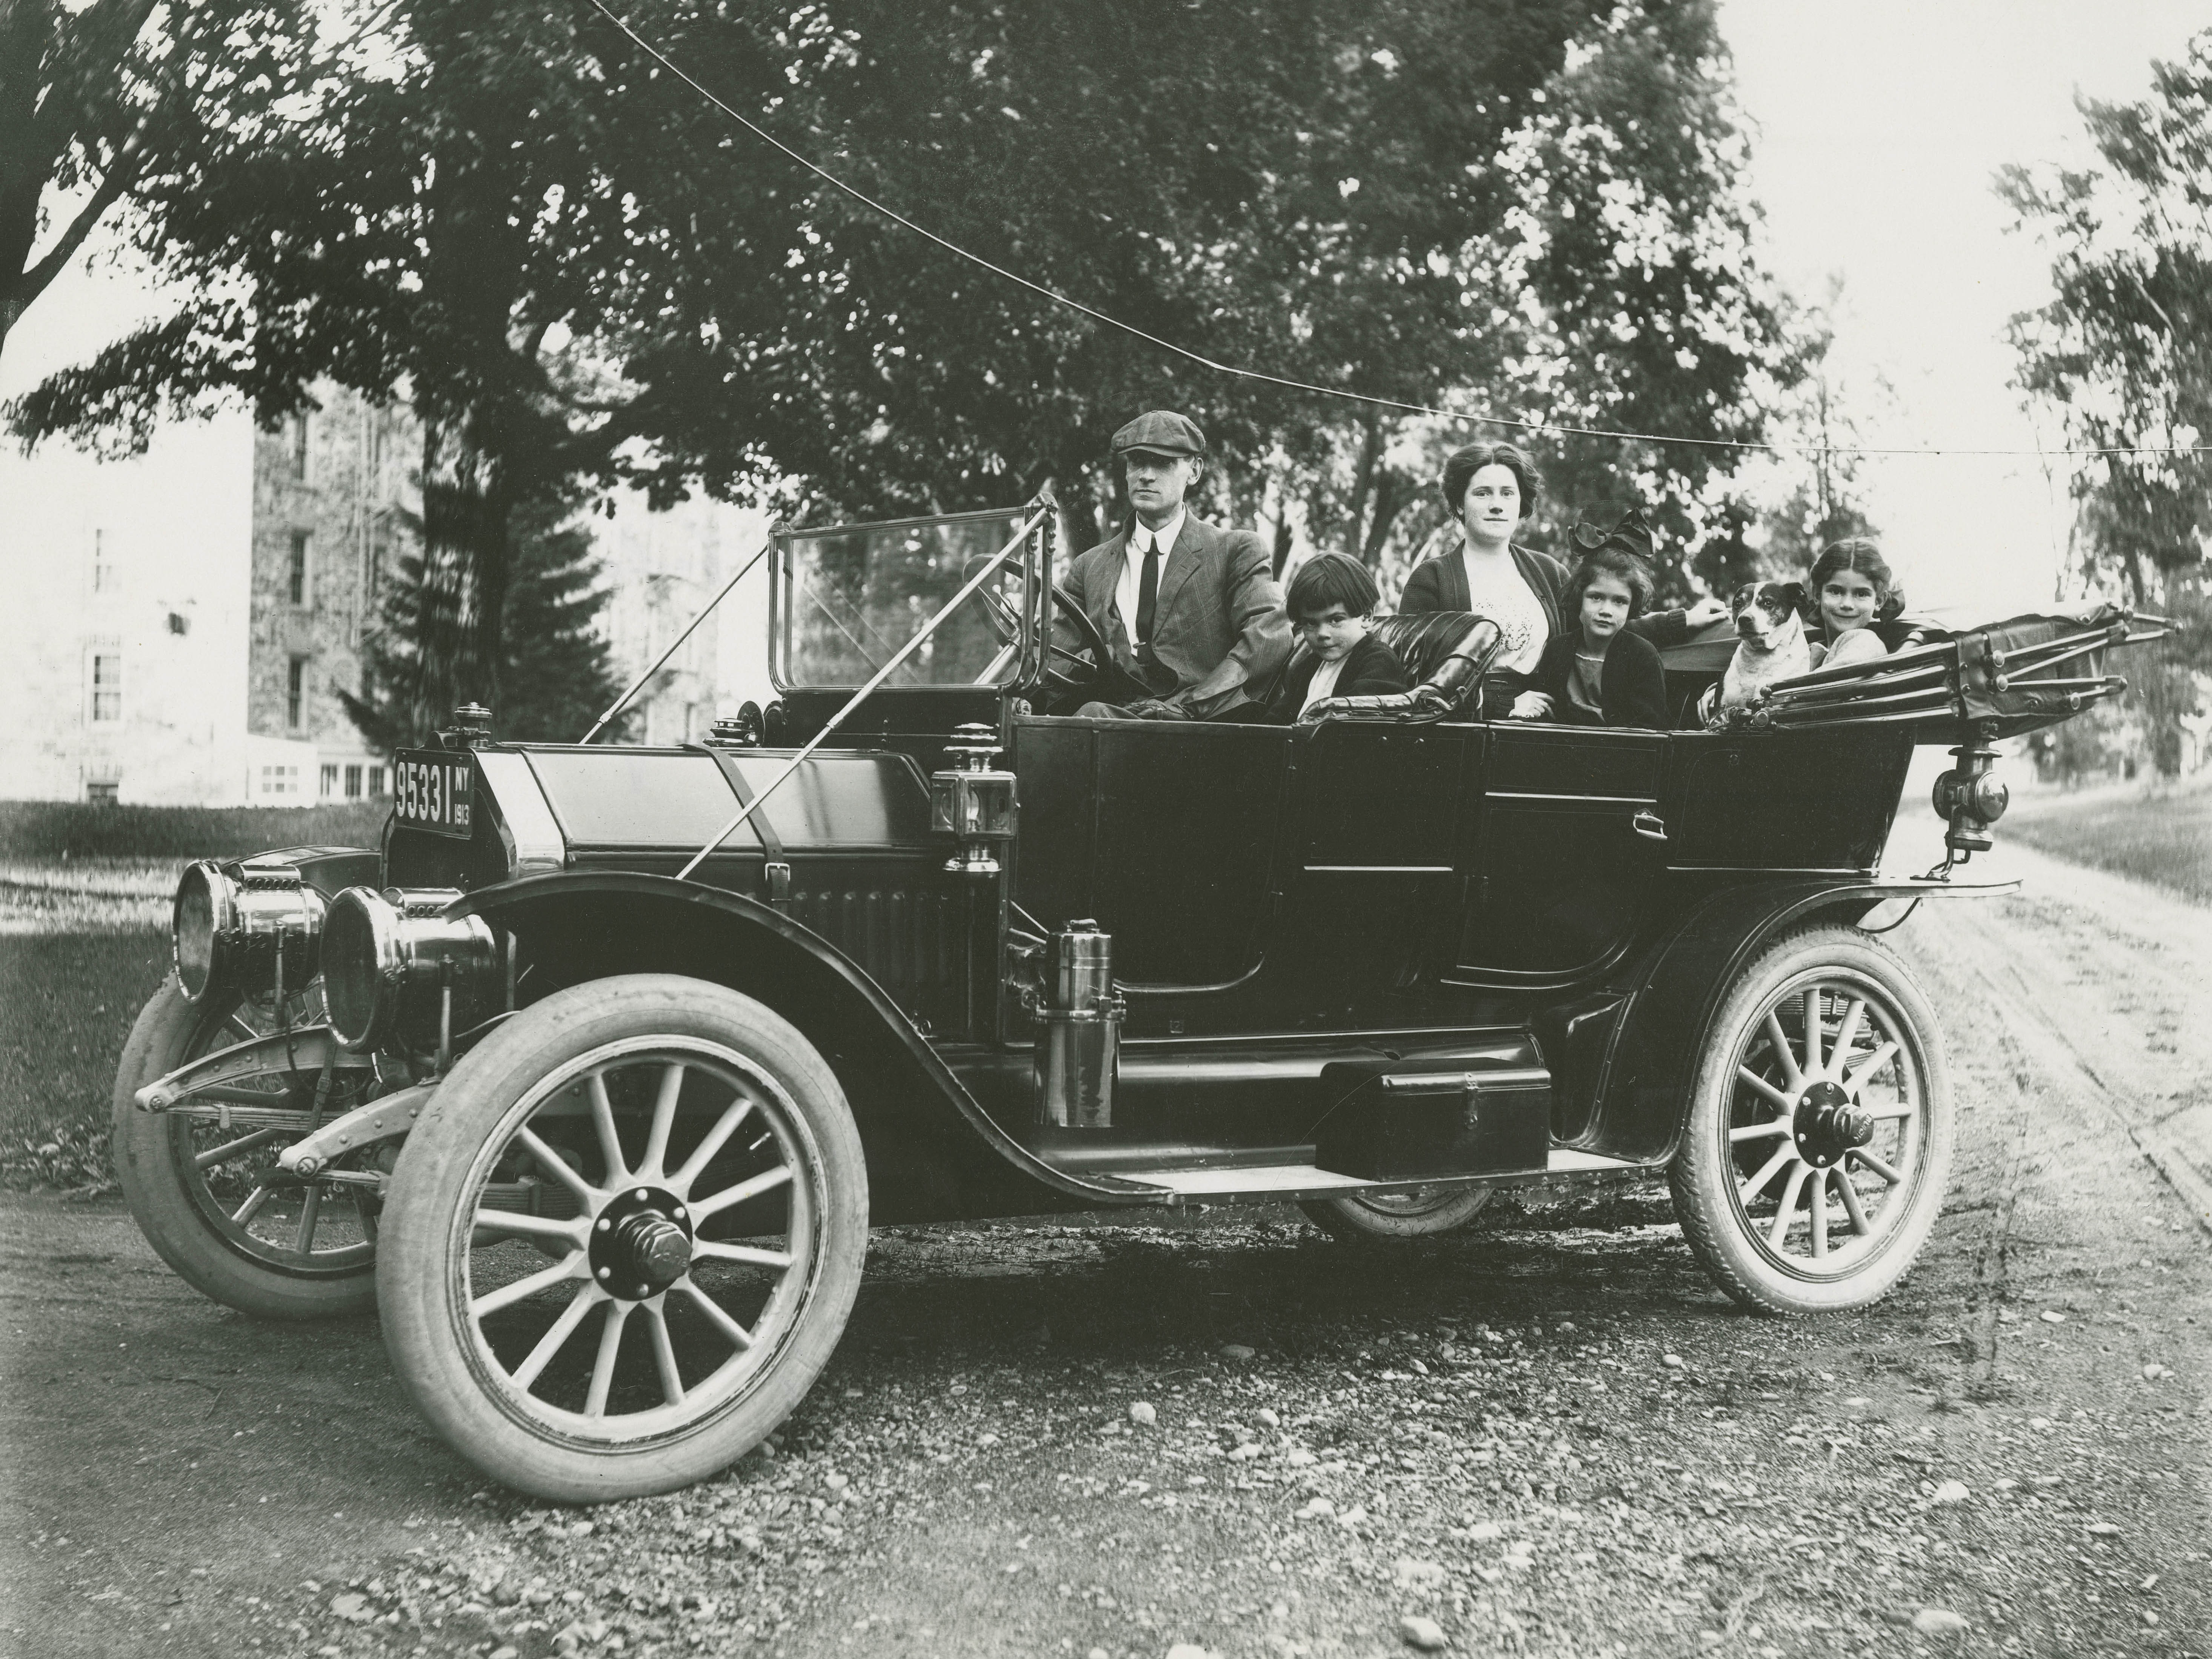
left=1564, top=875, right=2015, bottom=1166
left=449, top=871, right=1154, bottom=1222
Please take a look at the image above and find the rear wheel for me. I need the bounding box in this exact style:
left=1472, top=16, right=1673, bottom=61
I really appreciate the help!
left=1669, top=925, right=1951, bottom=1314
left=1300, top=1185, right=1494, bottom=1242
left=377, top=976, right=868, bottom=1502
left=111, top=977, right=380, bottom=1319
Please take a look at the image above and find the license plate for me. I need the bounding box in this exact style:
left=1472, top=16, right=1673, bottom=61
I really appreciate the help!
left=393, top=750, right=475, bottom=839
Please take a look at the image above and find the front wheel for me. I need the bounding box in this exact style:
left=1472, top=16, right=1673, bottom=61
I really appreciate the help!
left=376, top=976, right=868, bottom=1502
left=111, top=977, right=380, bottom=1319
left=1300, top=1185, right=1494, bottom=1242
left=1669, top=924, right=1952, bottom=1314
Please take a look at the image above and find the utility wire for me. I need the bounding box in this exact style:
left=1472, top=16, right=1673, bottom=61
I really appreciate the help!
left=584, top=0, right=2209, bottom=462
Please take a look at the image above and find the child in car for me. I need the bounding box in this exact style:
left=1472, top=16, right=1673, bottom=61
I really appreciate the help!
left=1259, top=552, right=1412, bottom=722
left=1808, top=538, right=1904, bottom=669
left=1521, top=541, right=1670, bottom=729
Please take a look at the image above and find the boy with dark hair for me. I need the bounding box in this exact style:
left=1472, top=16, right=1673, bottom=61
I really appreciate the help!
left=1523, top=540, right=1671, bottom=729
left=1258, top=552, right=1411, bottom=722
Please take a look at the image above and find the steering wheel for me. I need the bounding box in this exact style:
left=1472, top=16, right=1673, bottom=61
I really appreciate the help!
left=963, top=555, right=1114, bottom=700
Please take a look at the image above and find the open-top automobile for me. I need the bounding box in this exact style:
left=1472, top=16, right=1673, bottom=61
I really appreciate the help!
left=113, top=492, right=2164, bottom=1499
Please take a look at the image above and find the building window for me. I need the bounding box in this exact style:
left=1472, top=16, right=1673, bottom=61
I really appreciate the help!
left=92, top=528, right=118, bottom=594
left=90, top=653, right=122, bottom=723
left=86, top=780, right=119, bottom=805
left=366, top=765, right=387, bottom=798
left=289, top=412, right=311, bottom=482
left=287, top=656, right=307, bottom=729
left=289, top=530, right=311, bottom=605
left=321, top=763, right=340, bottom=799
left=259, top=764, right=301, bottom=797
left=168, top=611, right=189, bottom=636
left=344, top=763, right=363, bottom=799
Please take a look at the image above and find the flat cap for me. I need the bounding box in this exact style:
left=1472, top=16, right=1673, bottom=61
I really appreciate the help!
left=1110, top=409, right=1208, bottom=459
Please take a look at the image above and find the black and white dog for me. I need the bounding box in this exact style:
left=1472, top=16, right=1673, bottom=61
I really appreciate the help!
left=1714, top=581, right=1812, bottom=716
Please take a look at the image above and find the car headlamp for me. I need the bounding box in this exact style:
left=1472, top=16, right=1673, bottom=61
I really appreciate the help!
left=172, top=859, right=327, bottom=1003
left=323, top=886, right=500, bottom=1052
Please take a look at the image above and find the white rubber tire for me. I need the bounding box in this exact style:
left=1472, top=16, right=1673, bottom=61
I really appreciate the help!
left=1668, top=925, right=1952, bottom=1315
left=377, top=975, right=868, bottom=1502
left=111, top=978, right=378, bottom=1320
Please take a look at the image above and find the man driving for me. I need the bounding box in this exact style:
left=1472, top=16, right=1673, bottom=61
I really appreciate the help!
left=1062, top=410, right=1291, bottom=720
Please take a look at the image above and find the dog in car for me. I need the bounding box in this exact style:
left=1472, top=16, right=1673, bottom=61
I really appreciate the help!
left=1709, top=581, right=1813, bottom=721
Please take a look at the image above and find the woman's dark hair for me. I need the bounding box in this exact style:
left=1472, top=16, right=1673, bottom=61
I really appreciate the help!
left=1809, top=537, right=1906, bottom=621
left=1439, top=443, right=1542, bottom=519
left=1285, top=551, right=1382, bottom=621
left=1567, top=546, right=1654, bottom=618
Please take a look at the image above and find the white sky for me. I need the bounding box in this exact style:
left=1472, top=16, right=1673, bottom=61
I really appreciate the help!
left=8, top=2, right=2207, bottom=619
left=1718, top=0, right=2207, bottom=611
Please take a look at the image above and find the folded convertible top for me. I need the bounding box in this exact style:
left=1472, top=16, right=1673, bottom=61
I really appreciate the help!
left=1658, top=602, right=2169, bottom=742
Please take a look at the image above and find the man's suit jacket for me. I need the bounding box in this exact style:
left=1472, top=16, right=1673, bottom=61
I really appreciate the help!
left=1257, top=633, right=1411, bottom=723
left=1061, top=515, right=1291, bottom=717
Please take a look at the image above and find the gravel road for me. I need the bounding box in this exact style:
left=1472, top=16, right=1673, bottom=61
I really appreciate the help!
left=2, top=842, right=2207, bottom=1659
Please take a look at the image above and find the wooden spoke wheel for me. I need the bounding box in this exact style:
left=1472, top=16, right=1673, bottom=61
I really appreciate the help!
left=377, top=977, right=867, bottom=1502
left=111, top=977, right=381, bottom=1319
left=1669, top=925, right=1952, bottom=1314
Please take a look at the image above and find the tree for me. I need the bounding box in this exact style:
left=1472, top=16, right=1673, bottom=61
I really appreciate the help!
left=14, top=0, right=1799, bottom=663
left=2001, top=29, right=2212, bottom=776
left=0, top=0, right=305, bottom=363
left=1291, top=0, right=1804, bottom=603
left=342, top=497, right=626, bottom=752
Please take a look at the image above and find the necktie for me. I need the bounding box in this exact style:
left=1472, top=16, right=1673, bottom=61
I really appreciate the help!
left=1136, top=533, right=1160, bottom=647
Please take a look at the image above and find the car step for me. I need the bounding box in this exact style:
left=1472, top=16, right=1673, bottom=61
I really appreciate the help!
left=1111, top=1147, right=1646, bottom=1205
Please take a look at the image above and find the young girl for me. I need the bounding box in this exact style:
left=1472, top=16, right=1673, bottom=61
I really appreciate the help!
left=1523, top=543, right=1670, bottom=729
left=1807, top=538, right=1904, bottom=669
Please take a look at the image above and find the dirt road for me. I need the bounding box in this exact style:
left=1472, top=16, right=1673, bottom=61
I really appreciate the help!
left=2, top=843, right=2207, bottom=1659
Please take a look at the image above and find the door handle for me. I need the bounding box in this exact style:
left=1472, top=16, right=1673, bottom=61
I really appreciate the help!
left=1631, top=809, right=1668, bottom=843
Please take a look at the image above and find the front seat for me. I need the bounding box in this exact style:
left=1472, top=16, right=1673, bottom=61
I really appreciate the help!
left=1299, top=612, right=1504, bottom=725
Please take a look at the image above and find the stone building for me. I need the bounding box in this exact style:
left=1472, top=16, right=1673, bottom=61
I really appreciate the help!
left=0, top=382, right=769, bottom=804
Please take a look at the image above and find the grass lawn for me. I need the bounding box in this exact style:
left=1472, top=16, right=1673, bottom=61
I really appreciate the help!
left=2004, top=780, right=2212, bottom=905
left=0, top=931, right=171, bottom=1190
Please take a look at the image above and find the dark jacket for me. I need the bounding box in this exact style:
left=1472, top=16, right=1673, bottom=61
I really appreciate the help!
left=1258, top=633, right=1411, bottom=723
left=1398, top=536, right=1695, bottom=709
left=1528, top=627, right=1671, bottom=730
left=1059, top=514, right=1292, bottom=717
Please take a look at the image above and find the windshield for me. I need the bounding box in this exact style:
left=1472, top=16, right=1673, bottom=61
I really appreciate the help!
left=772, top=507, right=1044, bottom=690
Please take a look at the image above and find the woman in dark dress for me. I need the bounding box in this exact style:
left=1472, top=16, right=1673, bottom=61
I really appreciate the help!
left=1398, top=444, right=1723, bottom=714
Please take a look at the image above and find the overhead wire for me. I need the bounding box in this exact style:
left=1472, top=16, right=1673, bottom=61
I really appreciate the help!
left=583, top=0, right=2208, bottom=462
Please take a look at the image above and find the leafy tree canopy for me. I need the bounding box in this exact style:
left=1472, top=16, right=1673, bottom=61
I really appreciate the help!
left=2002, top=27, right=2212, bottom=774
left=0, top=0, right=310, bottom=362
left=11, top=0, right=1804, bottom=632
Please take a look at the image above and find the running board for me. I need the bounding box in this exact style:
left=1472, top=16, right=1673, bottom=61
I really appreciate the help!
left=1111, top=1146, right=1647, bottom=1205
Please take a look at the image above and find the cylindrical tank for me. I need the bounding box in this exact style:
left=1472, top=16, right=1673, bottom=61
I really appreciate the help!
left=1034, top=919, right=1124, bottom=1130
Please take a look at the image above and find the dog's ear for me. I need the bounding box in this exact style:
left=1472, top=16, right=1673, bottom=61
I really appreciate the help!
left=1780, top=581, right=1809, bottom=618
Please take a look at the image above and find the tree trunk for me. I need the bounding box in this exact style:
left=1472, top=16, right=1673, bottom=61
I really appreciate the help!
left=1343, top=411, right=1383, bottom=560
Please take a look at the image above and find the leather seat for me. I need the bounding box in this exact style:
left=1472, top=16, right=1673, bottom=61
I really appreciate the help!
left=1300, top=611, right=1504, bottom=725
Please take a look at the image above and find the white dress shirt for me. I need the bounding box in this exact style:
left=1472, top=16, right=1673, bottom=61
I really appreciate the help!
left=1300, top=652, right=1350, bottom=715
left=1114, top=508, right=1186, bottom=645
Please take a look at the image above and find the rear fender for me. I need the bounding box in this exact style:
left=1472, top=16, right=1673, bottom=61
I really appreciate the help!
left=451, top=872, right=1149, bottom=1222
left=1565, top=876, right=2015, bottom=1166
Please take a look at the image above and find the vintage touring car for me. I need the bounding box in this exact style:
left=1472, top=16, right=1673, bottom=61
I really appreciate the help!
left=113, top=494, right=2163, bottom=1499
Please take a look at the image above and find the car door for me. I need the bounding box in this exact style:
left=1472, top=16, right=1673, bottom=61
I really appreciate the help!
left=1011, top=716, right=1290, bottom=988
left=1452, top=723, right=1667, bottom=985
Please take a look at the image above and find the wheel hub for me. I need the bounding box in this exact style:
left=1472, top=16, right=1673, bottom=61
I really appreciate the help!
left=1791, top=1080, right=1874, bottom=1168
left=589, top=1186, right=694, bottom=1300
